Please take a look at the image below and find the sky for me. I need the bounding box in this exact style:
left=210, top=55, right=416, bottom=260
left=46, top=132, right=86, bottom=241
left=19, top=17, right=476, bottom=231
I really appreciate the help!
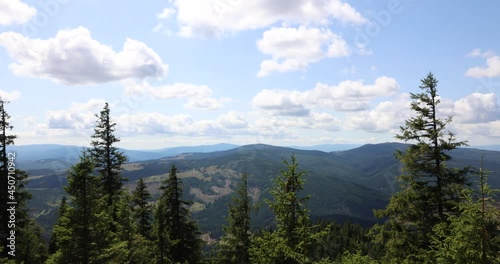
left=0, top=0, right=499, bottom=150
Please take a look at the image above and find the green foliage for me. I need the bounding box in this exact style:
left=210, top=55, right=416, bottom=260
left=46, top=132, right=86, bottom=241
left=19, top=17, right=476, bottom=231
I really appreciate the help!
left=217, top=173, right=251, bottom=264
left=430, top=159, right=500, bottom=263
left=132, top=178, right=153, bottom=238
left=267, top=154, right=310, bottom=249
left=338, top=250, right=379, bottom=264
left=372, top=73, right=470, bottom=262
left=49, top=151, right=114, bottom=263
left=154, top=164, right=203, bottom=264
left=90, top=102, right=127, bottom=209
left=0, top=98, right=18, bottom=259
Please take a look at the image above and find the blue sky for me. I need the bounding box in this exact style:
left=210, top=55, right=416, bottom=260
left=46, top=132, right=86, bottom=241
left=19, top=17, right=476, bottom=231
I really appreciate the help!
left=0, top=0, right=499, bottom=149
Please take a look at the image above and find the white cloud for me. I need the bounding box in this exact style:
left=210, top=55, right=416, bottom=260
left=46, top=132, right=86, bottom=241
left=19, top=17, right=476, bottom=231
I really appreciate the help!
left=450, top=93, right=500, bottom=124
left=252, top=76, right=399, bottom=114
left=252, top=89, right=309, bottom=116
left=117, top=111, right=248, bottom=137
left=157, top=7, right=176, bottom=19
left=0, top=27, right=168, bottom=85
left=0, top=0, right=36, bottom=26
left=0, top=90, right=21, bottom=101
left=217, top=111, right=248, bottom=129
left=345, top=94, right=411, bottom=132
left=123, top=80, right=229, bottom=110
left=47, top=99, right=107, bottom=129
left=465, top=49, right=500, bottom=78
left=172, top=0, right=366, bottom=37
left=257, top=26, right=350, bottom=77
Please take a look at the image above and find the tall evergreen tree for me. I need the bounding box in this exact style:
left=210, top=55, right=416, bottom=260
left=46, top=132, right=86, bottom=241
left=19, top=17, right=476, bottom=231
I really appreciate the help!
left=217, top=173, right=251, bottom=264
left=430, top=158, right=500, bottom=263
left=251, top=155, right=316, bottom=264
left=47, top=151, right=112, bottom=264
left=154, top=164, right=203, bottom=264
left=132, top=178, right=152, bottom=238
left=90, top=102, right=127, bottom=209
left=268, top=154, right=310, bottom=249
left=371, top=72, right=470, bottom=262
left=49, top=197, right=68, bottom=255
left=0, top=99, right=16, bottom=258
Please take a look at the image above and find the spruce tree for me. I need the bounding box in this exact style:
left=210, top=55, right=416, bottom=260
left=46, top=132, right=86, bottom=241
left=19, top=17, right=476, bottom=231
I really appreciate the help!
left=268, top=154, right=310, bottom=249
left=48, top=197, right=68, bottom=255
left=430, top=158, right=500, bottom=263
left=154, top=164, right=203, bottom=264
left=132, top=178, right=152, bottom=238
left=48, top=151, right=112, bottom=264
left=372, top=72, right=470, bottom=262
left=90, top=102, right=127, bottom=209
left=217, top=173, right=251, bottom=264
left=0, top=99, right=16, bottom=258
left=251, top=155, right=315, bottom=264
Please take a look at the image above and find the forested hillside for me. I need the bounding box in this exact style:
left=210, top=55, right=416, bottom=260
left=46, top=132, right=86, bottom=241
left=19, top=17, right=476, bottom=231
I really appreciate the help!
left=1, top=73, right=499, bottom=263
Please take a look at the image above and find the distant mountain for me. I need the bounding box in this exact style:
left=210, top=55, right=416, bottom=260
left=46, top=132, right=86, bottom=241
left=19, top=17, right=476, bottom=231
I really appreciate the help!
left=289, top=144, right=361, bottom=152
left=24, top=142, right=500, bottom=239
left=7, top=143, right=240, bottom=165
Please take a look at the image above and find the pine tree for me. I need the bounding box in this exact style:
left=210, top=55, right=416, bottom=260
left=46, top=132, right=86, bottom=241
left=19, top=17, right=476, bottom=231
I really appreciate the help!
left=251, top=155, right=314, bottom=264
left=0, top=99, right=17, bottom=258
left=48, top=151, right=112, bottom=264
left=132, top=178, right=152, bottom=238
left=268, top=154, right=310, bottom=249
left=430, top=157, right=500, bottom=263
left=371, top=72, right=470, bottom=262
left=217, top=173, right=251, bottom=264
left=90, top=102, right=127, bottom=209
left=12, top=169, right=48, bottom=264
left=48, top=197, right=68, bottom=255
left=154, top=164, right=203, bottom=264
left=0, top=99, right=47, bottom=262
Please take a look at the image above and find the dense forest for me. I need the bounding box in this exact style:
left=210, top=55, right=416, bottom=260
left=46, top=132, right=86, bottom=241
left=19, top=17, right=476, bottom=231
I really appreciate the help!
left=1, top=73, right=499, bottom=263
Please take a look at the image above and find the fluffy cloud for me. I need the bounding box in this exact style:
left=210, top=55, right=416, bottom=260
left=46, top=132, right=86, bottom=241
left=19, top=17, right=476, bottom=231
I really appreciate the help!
left=257, top=26, right=350, bottom=76
left=0, top=27, right=168, bottom=85
left=0, top=0, right=36, bottom=25
left=0, top=90, right=21, bottom=102
left=47, top=99, right=107, bottom=129
left=465, top=49, right=500, bottom=78
left=123, top=80, right=229, bottom=110
left=252, top=89, right=309, bottom=116
left=171, top=0, right=365, bottom=37
left=308, top=76, right=399, bottom=110
left=252, top=76, right=399, bottom=114
left=117, top=111, right=248, bottom=137
left=450, top=93, right=500, bottom=124
left=345, top=94, right=411, bottom=132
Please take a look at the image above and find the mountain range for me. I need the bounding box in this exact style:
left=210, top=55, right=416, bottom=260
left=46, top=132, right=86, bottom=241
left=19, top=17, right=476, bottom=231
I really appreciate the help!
left=16, top=142, right=500, bottom=239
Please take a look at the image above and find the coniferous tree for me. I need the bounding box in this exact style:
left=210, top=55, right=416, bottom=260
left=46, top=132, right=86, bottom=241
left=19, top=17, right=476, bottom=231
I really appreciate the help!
left=13, top=169, right=48, bottom=264
left=0, top=99, right=47, bottom=262
left=90, top=102, right=127, bottom=210
left=269, top=154, right=310, bottom=249
left=251, top=155, right=318, bottom=264
left=371, top=72, right=470, bottom=262
left=430, top=158, right=500, bottom=263
left=217, top=173, right=251, bottom=264
left=48, top=151, right=112, bottom=264
left=154, top=164, right=203, bottom=264
left=0, top=99, right=16, bottom=258
left=132, top=178, right=152, bottom=238
left=49, top=197, right=68, bottom=255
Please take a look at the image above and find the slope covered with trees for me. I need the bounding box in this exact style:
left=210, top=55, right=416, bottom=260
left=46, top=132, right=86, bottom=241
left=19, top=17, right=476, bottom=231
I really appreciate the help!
left=3, top=73, right=500, bottom=263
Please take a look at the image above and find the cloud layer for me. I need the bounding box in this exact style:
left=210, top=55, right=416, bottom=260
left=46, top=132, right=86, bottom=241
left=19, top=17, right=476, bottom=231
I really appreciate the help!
left=257, top=26, right=351, bottom=76
left=168, top=0, right=365, bottom=37
left=0, top=27, right=168, bottom=85
left=0, top=0, right=36, bottom=26
left=124, top=81, right=229, bottom=110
